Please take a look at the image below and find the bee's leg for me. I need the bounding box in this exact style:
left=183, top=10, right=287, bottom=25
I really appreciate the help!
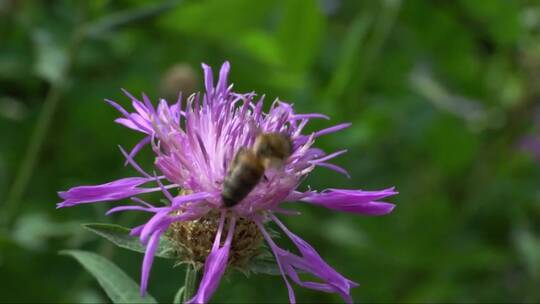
left=263, top=175, right=269, bottom=182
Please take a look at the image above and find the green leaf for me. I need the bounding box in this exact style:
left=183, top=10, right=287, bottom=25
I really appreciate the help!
left=173, top=286, right=185, bottom=304
left=60, top=250, right=157, bottom=304
left=82, top=223, right=178, bottom=259
left=247, top=257, right=281, bottom=276
left=236, top=31, right=283, bottom=66
left=158, top=0, right=280, bottom=66
left=277, top=0, right=325, bottom=72
left=244, top=250, right=281, bottom=276
left=159, top=0, right=274, bottom=40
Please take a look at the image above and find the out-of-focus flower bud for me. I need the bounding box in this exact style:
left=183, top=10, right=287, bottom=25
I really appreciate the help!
left=159, top=63, right=198, bottom=101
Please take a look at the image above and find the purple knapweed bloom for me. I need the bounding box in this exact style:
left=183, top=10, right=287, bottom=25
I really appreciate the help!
left=58, top=62, right=397, bottom=303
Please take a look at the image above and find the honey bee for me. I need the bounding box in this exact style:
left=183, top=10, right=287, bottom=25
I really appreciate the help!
left=222, top=132, right=292, bottom=207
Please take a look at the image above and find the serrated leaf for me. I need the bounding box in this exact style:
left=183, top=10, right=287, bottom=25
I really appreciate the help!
left=60, top=250, right=157, bottom=304
left=82, top=223, right=178, bottom=259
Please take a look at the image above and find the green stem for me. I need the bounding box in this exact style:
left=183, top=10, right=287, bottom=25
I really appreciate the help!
left=4, top=82, right=63, bottom=221
left=182, top=264, right=199, bottom=303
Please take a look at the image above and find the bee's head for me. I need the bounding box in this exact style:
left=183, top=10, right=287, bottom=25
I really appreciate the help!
left=253, top=132, right=292, bottom=167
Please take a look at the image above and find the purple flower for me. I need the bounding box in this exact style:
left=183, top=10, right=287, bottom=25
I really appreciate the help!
left=519, top=135, right=540, bottom=163
left=58, top=62, right=397, bottom=303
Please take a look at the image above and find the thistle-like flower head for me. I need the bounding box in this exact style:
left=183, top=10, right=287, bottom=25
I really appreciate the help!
left=58, top=62, right=397, bottom=303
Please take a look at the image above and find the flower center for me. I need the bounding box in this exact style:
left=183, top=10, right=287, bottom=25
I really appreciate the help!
left=168, top=211, right=263, bottom=269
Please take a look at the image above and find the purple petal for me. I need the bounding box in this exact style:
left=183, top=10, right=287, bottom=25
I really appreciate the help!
left=216, top=61, right=230, bottom=95
left=138, top=192, right=212, bottom=244
left=57, top=177, right=156, bottom=208
left=310, top=149, right=347, bottom=164
left=115, top=117, right=147, bottom=133
left=106, top=99, right=151, bottom=134
left=140, top=210, right=170, bottom=244
left=105, top=98, right=131, bottom=119
left=187, top=214, right=236, bottom=304
left=105, top=205, right=158, bottom=215
left=131, top=197, right=157, bottom=208
left=300, top=187, right=397, bottom=216
left=152, top=171, right=174, bottom=203
left=256, top=221, right=296, bottom=304
left=131, top=97, right=152, bottom=119
left=140, top=227, right=165, bottom=295
left=313, top=122, right=351, bottom=138
left=121, top=88, right=139, bottom=104
left=118, top=145, right=152, bottom=178
left=171, top=191, right=215, bottom=208
left=141, top=93, right=155, bottom=114
left=292, top=113, right=330, bottom=120
left=316, top=162, right=351, bottom=178
left=124, top=137, right=152, bottom=166
left=285, top=191, right=314, bottom=202
left=201, top=63, right=214, bottom=96
left=130, top=224, right=145, bottom=236
left=271, top=214, right=358, bottom=303
left=272, top=207, right=302, bottom=216
left=303, top=148, right=325, bottom=160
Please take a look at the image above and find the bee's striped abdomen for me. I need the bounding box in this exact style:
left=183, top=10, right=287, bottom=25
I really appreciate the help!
left=222, top=149, right=264, bottom=207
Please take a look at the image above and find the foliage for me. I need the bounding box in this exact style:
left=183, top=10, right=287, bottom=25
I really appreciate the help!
left=2, top=0, right=540, bottom=302
left=61, top=250, right=157, bottom=303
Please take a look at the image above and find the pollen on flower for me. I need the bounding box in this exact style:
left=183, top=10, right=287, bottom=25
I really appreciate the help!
left=168, top=211, right=263, bottom=269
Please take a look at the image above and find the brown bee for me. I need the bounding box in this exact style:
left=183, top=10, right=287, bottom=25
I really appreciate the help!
left=222, top=132, right=292, bottom=207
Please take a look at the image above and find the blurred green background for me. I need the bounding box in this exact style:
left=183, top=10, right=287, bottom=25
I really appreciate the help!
left=2, top=0, right=540, bottom=302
